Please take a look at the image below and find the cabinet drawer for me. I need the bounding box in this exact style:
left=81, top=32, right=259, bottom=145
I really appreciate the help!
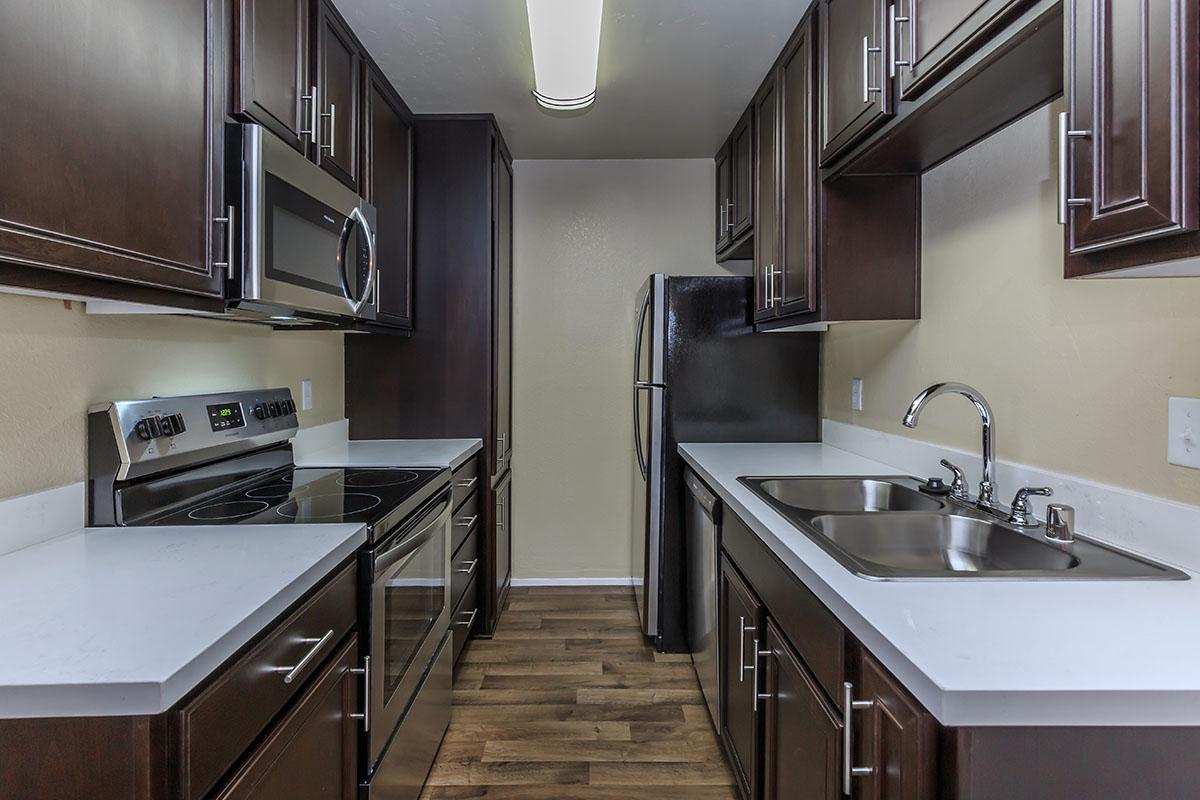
left=174, top=564, right=357, bottom=800
left=451, top=577, right=480, bottom=664
left=451, top=457, right=480, bottom=512
left=451, top=526, right=480, bottom=612
left=212, top=634, right=359, bottom=800
left=451, top=490, right=480, bottom=555
left=722, top=512, right=844, bottom=705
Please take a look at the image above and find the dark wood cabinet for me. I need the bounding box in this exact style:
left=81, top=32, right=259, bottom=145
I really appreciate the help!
left=491, top=468, right=513, bottom=633
left=715, top=108, right=755, bottom=260
left=819, top=0, right=892, bottom=164
left=314, top=0, right=360, bottom=192
left=1063, top=0, right=1199, bottom=273
left=0, top=0, right=226, bottom=299
left=362, top=64, right=414, bottom=329
left=212, top=635, right=359, bottom=800
left=716, top=144, right=734, bottom=251
left=232, top=0, right=311, bottom=153
left=493, top=148, right=514, bottom=475
left=720, top=558, right=764, bottom=800
left=777, top=15, right=819, bottom=317
left=761, top=618, right=842, bottom=800
left=753, top=77, right=781, bottom=323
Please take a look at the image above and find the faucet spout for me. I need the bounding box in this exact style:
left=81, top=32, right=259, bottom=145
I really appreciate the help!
left=902, top=382, right=998, bottom=509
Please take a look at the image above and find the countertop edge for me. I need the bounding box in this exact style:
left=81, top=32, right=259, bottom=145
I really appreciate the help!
left=295, top=438, right=484, bottom=471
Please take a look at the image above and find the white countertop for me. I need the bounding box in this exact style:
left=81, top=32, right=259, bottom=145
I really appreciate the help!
left=296, top=438, right=482, bottom=471
left=0, top=523, right=366, bottom=719
left=679, top=442, right=1200, bottom=727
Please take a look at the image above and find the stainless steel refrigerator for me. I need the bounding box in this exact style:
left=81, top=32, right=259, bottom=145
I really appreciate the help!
left=631, top=274, right=820, bottom=652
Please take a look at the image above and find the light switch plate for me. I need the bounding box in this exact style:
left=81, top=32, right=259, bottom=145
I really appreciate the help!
left=1167, top=397, right=1200, bottom=469
left=851, top=378, right=864, bottom=412
left=301, top=379, right=313, bottom=411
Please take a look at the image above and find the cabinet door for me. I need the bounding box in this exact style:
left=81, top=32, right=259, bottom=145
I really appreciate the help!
left=778, top=14, right=818, bottom=318
left=213, top=635, right=359, bottom=800
left=492, top=470, right=513, bottom=632
left=314, top=1, right=360, bottom=192
left=1064, top=0, right=1198, bottom=255
left=0, top=0, right=225, bottom=297
left=720, top=558, right=763, bottom=800
left=363, top=66, right=413, bottom=329
left=848, top=648, right=936, bottom=800
left=493, top=145, right=514, bottom=475
left=715, top=142, right=733, bottom=252
left=753, top=77, right=781, bottom=323
left=895, top=0, right=1029, bottom=100
left=232, top=0, right=310, bottom=153
left=761, top=619, right=842, bottom=800
left=820, top=0, right=892, bottom=164
left=731, top=109, right=755, bottom=239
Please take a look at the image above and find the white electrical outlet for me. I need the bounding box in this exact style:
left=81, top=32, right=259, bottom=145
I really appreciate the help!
left=1168, top=397, right=1200, bottom=469
left=301, top=379, right=313, bottom=411
left=851, top=378, right=864, bottom=412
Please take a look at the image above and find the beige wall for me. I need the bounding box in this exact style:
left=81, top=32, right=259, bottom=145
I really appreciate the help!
left=512, top=159, right=747, bottom=579
left=0, top=294, right=344, bottom=498
left=822, top=101, right=1200, bottom=506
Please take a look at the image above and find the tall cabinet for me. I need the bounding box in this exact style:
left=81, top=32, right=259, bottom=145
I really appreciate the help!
left=345, top=114, right=514, bottom=636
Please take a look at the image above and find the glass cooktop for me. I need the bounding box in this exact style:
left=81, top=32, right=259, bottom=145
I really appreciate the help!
left=146, top=467, right=446, bottom=528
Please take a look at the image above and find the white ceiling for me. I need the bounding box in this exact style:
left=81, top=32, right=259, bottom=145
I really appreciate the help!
left=338, top=0, right=813, bottom=160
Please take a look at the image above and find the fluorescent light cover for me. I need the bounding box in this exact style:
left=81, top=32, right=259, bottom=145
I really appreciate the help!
left=527, top=0, right=603, bottom=110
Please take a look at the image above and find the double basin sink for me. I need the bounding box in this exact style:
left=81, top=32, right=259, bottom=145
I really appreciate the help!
left=738, top=476, right=1187, bottom=580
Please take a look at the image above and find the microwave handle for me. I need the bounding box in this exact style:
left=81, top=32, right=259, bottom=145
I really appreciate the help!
left=338, top=206, right=377, bottom=315
left=374, top=495, right=451, bottom=578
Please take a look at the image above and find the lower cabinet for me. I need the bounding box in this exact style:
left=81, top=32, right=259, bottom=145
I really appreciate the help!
left=213, top=635, right=359, bottom=800
left=719, top=559, right=764, bottom=799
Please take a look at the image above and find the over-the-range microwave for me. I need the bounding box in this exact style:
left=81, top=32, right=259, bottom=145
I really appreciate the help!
left=224, top=123, right=378, bottom=326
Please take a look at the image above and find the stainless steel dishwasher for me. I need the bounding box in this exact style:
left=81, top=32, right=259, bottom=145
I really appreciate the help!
left=685, top=468, right=721, bottom=727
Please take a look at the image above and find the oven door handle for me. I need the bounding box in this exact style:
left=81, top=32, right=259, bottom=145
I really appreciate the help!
left=374, top=495, right=451, bottom=577
left=337, top=206, right=377, bottom=317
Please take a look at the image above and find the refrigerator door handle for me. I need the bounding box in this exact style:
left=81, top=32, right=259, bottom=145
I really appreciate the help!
left=633, top=385, right=651, bottom=479
left=633, top=287, right=651, bottom=385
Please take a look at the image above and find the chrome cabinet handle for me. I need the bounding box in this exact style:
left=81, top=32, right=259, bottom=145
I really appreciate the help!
left=497, top=498, right=505, bottom=530
left=719, top=203, right=727, bottom=235
left=272, top=629, right=335, bottom=684
left=455, top=477, right=479, bottom=490
left=320, top=103, right=337, bottom=157
left=456, top=558, right=479, bottom=575
left=763, top=262, right=774, bottom=307
left=1057, top=111, right=1091, bottom=225
left=455, top=608, right=479, bottom=628
left=771, top=265, right=783, bottom=306
left=862, top=36, right=883, bottom=103
left=349, top=655, right=370, bottom=732
left=750, top=638, right=771, bottom=712
left=300, top=86, right=318, bottom=140
left=455, top=514, right=479, bottom=530
left=726, top=200, right=735, bottom=230
left=213, top=205, right=235, bottom=278
left=842, top=682, right=876, bottom=794
left=738, top=617, right=751, bottom=682
left=888, top=3, right=912, bottom=78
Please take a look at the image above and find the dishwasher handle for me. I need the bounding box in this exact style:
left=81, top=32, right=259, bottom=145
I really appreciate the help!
left=684, top=469, right=720, bottom=523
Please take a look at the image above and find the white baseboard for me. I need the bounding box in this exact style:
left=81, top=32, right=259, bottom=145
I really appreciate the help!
left=511, top=577, right=634, bottom=587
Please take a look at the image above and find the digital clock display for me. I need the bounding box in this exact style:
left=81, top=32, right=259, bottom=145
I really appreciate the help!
left=206, top=402, right=246, bottom=432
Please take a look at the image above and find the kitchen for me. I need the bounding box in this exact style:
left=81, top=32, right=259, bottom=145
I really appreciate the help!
left=2, top=0, right=1200, bottom=798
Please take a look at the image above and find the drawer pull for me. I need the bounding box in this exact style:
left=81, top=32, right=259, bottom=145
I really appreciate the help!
left=456, top=558, right=479, bottom=575
left=273, top=629, right=335, bottom=684
left=455, top=515, right=479, bottom=529
left=842, top=681, right=876, bottom=794
left=455, top=477, right=479, bottom=490
left=455, top=608, right=478, bottom=628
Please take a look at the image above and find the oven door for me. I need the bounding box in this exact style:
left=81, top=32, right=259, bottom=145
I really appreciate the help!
left=234, top=123, right=377, bottom=322
left=367, top=491, right=452, bottom=768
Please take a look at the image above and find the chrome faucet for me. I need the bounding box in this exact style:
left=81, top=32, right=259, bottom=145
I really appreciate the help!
left=902, top=383, right=999, bottom=511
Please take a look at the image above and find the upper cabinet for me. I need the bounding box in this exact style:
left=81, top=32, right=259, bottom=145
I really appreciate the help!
left=716, top=109, right=755, bottom=261
left=1062, top=0, right=1200, bottom=277
left=776, top=21, right=818, bottom=318
left=232, top=0, right=311, bottom=154
left=752, top=77, right=781, bottom=323
left=314, top=0, right=361, bottom=193
left=0, top=0, right=227, bottom=301
left=362, top=64, right=414, bottom=330
left=819, top=0, right=892, bottom=164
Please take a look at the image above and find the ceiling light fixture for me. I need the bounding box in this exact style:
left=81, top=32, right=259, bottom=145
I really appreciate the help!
left=526, top=0, right=603, bottom=111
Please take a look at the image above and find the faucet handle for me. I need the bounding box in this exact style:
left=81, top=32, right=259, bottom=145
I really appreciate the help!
left=1007, top=486, right=1053, bottom=527
left=939, top=459, right=970, bottom=500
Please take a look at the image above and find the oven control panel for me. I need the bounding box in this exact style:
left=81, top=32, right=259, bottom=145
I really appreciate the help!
left=89, top=388, right=300, bottom=480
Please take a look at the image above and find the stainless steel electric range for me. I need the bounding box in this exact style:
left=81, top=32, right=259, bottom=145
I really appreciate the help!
left=87, top=387, right=453, bottom=800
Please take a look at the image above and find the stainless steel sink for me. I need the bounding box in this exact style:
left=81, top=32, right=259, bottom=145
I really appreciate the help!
left=746, top=477, right=945, bottom=513
left=739, top=475, right=1188, bottom=581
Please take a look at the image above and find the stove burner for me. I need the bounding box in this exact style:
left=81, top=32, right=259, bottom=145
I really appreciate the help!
left=187, top=500, right=271, bottom=521
left=245, top=482, right=295, bottom=499
left=275, top=492, right=382, bottom=521
left=337, top=470, right=420, bottom=488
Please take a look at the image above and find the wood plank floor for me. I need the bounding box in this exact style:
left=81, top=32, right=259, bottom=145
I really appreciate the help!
left=420, top=586, right=738, bottom=799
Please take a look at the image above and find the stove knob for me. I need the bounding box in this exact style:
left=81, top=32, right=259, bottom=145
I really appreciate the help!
left=284, top=399, right=295, bottom=414
left=170, top=413, right=186, bottom=434
left=147, top=416, right=163, bottom=438
left=160, top=416, right=176, bottom=436
left=254, top=403, right=267, bottom=420
left=135, top=419, right=153, bottom=441
left=271, top=401, right=282, bottom=417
